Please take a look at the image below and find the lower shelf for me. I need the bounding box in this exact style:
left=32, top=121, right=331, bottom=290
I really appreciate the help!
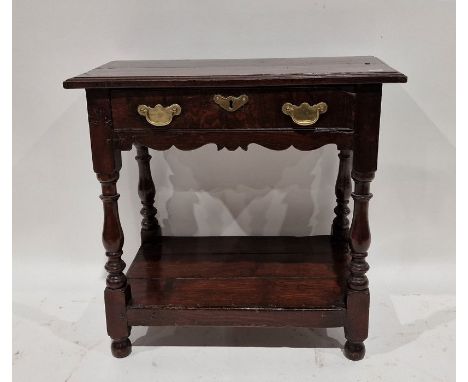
left=126, top=235, right=349, bottom=327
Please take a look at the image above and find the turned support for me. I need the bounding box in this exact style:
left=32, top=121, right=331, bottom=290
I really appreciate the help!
left=98, top=172, right=126, bottom=290
left=342, top=84, right=381, bottom=361
left=98, top=172, right=132, bottom=358
left=331, top=150, right=352, bottom=242
left=344, top=170, right=374, bottom=361
left=348, top=170, right=373, bottom=291
left=87, top=89, right=131, bottom=358
left=135, top=144, right=161, bottom=243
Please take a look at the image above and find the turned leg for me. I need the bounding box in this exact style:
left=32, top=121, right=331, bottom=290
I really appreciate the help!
left=331, top=150, right=352, bottom=242
left=98, top=172, right=132, bottom=358
left=341, top=84, right=382, bottom=361
left=344, top=170, right=373, bottom=361
left=86, top=89, right=132, bottom=358
left=135, top=144, right=161, bottom=243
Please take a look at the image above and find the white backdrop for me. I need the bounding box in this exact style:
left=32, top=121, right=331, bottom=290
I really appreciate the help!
left=13, top=1, right=455, bottom=381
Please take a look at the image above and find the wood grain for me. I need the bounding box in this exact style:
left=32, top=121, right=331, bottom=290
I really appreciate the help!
left=126, top=236, right=348, bottom=327
left=127, top=307, right=345, bottom=328
left=63, top=56, right=407, bottom=89
left=135, top=145, right=161, bottom=242
left=129, top=277, right=345, bottom=309
left=86, top=89, right=131, bottom=357
left=67, top=57, right=407, bottom=360
left=115, top=130, right=353, bottom=152
left=127, top=236, right=348, bottom=280
left=332, top=150, right=353, bottom=241
left=111, top=87, right=356, bottom=131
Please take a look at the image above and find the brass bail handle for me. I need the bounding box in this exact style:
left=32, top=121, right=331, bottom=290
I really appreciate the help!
left=282, top=101, right=328, bottom=126
left=137, top=104, right=181, bottom=127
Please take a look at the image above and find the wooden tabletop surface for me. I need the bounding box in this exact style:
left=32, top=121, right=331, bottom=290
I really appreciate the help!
left=63, top=56, right=407, bottom=89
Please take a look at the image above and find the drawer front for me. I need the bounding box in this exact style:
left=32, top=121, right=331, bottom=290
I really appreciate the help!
left=111, top=88, right=355, bottom=131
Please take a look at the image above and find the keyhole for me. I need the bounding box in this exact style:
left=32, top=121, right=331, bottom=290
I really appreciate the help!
left=229, top=99, right=234, bottom=109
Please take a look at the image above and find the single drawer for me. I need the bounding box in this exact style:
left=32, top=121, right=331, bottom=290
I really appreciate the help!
left=111, top=87, right=356, bottom=131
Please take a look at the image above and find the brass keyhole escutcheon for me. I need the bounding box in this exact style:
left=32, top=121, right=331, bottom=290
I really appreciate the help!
left=282, top=101, right=328, bottom=126
left=213, top=94, right=248, bottom=112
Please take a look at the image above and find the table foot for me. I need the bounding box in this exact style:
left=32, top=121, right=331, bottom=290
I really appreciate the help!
left=344, top=340, right=365, bottom=361
left=111, top=338, right=132, bottom=358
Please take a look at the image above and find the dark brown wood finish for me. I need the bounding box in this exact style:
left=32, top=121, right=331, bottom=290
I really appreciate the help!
left=126, top=236, right=347, bottom=326
left=127, top=236, right=348, bottom=279
left=86, top=89, right=132, bottom=358
left=343, top=84, right=382, bottom=361
left=64, top=56, right=407, bottom=89
left=117, top=129, right=353, bottom=152
left=65, top=57, right=406, bottom=361
left=135, top=145, right=161, bottom=242
left=127, top=308, right=345, bottom=328
left=111, top=87, right=356, bottom=131
left=331, top=150, right=353, bottom=242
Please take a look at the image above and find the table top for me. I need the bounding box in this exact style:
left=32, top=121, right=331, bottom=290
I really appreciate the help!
left=63, top=56, right=407, bottom=89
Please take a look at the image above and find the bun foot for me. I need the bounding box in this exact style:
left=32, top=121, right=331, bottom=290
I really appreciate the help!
left=344, top=341, right=365, bottom=361
left=111, top=338, right=132, bottom=358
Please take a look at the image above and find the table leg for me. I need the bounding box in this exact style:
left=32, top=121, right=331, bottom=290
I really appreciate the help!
left=86, top=89, right=131, bottom=358
left=135, top=144, right=161, bottom=243
left=343, top=84, right=381, bottom=361
left=97, top=172, right=132, bottom=358
left=344, top=170, right=373, bottom=361
left=331, top=149, right=352, bottom=242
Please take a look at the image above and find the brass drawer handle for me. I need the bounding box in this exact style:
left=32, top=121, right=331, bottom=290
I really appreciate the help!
left=137, top=104, right=181, bottom=127
left=282, top=102, right=328, bottom=126
left=213, top=94, right=248, bottom=112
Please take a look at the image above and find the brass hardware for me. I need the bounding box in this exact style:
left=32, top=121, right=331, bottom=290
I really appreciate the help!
left=281, top=102, right=328, bottom=126
left=213, top=94, right=248, bottom=112
left=137, top=104, right=181, bottom=127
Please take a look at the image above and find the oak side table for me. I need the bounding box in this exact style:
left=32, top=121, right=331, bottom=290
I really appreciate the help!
left=63, top=57, right=406, bottom=361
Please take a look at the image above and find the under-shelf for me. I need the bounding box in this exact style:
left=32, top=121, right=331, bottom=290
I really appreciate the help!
left=126, top=235, right=349, bottom=328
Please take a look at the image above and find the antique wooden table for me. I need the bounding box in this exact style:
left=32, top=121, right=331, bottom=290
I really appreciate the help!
left=63, top=57, right=406, bottom=361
